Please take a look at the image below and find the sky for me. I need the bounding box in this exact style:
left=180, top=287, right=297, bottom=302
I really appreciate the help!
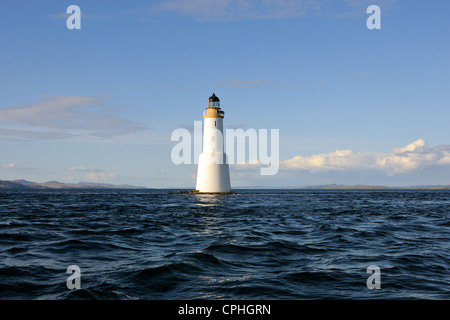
left=0, top=0, right=449, bottom=188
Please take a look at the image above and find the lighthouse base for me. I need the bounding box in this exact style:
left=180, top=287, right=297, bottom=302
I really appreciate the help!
left=195, top=152, right=231, bottom=193
left=168, top=190, right=237, bottom=195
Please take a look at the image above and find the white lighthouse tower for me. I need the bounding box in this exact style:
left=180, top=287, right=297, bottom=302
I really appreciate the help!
left=195, top=93, right=231, bottom=193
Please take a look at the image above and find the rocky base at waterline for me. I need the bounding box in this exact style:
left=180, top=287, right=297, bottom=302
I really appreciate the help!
left=169, top=190, right=238, bottom=195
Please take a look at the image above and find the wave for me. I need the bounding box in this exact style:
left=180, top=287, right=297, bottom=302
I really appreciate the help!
left=0, top=189, right=448, bottom=299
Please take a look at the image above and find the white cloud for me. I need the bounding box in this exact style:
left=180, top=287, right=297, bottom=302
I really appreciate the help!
left=281, top=139, right=450, bottom=176
left=68, top=166, right=100, bottom=172
left=2, top=163, right=16, bottom=169
left=1, top=163, right=34, bottom=171
left=392, top=138, right=427, bottom=153
left=86, top=172, right=118, bottom=181
left=437, top=151, right=450, bottom=165
left=153, top=0, right=398, bottom=21
left=66, top=166, right=119, bottom=182
left=0, top=128, right=72, bottom=140
left=155, top=0, right=318, bottom=21
left=0, top=95, right=146, bottom=139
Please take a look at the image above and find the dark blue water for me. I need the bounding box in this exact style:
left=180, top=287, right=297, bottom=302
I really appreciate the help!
left=0, top=189, right=448, bottom=299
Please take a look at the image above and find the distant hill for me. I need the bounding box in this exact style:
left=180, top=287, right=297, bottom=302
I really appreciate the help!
left=234, top=184, right=450, bottom=190
left=301, top=184, right=389, bottom=189
left=304, top=184, right=450, bottom=190
left=1, top=180, right=449, bottom=190
left=0, top=180, right=35, bottom=189
left=0, top=179, right=147, bottom=190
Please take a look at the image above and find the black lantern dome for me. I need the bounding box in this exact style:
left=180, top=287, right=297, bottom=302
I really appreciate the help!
left=209, top=93, right=220, bottom=102
left=207, top=93, right=220, bottom=108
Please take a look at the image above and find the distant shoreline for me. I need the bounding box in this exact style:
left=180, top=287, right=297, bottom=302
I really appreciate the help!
left=1, top=179, right=449, bottom=190
left=0, top=179, right=147, bottom=190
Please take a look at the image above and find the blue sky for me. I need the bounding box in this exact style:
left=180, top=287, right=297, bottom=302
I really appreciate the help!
left=0, top=0, right=449, bottom=188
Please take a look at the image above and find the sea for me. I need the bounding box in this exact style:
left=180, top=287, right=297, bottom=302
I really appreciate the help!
left=0, top=189, right=448, bottom=300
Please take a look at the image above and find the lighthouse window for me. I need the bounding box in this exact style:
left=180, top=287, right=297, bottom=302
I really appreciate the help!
left=215, top=121, right=217, bottom=127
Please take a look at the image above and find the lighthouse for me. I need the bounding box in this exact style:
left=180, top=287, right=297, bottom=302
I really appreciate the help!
left=195, top=93, right=231, bottom=193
